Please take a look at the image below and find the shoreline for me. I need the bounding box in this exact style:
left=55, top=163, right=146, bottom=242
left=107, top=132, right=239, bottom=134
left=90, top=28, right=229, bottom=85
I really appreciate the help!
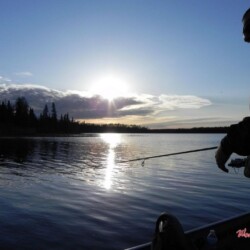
left=0, top=128, right=228, bottom=138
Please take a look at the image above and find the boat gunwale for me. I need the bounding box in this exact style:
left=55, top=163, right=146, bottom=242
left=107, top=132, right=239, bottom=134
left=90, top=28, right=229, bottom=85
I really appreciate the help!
left=125, top=211, right=250, bottom=250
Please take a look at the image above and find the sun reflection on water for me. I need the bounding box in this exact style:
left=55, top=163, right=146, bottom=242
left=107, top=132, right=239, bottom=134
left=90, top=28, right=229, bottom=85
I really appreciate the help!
left=100, top=134, right=121, bottom=190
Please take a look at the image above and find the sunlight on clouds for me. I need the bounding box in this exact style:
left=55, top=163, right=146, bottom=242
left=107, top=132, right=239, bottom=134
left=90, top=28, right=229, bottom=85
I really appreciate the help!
left=64, top=89, right=92, bottom=98
left=118, top=94, right=156, bottom=111
left=159, top=95, right=212, bottom=109
left=0, top=83, right=215, bottom=128
left=119, top=94, right=211, bottom=112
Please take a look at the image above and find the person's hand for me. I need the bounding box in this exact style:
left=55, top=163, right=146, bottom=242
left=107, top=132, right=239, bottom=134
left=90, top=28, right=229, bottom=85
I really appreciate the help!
left=215, top=145, right=231, bottom=173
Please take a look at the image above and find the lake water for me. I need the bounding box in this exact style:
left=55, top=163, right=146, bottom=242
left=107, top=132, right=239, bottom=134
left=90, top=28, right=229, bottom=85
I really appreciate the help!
left=0, top=134, right=249, bottom=249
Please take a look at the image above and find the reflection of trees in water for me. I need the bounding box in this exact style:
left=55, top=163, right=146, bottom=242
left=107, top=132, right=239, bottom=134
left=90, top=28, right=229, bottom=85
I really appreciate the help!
left=0, top=139, right=60, bottom=166
left=0, top=138, right=109, bottom=174
left=0, top=138, right=36, bottom=163
left=39, top=140, right=59, bottom=160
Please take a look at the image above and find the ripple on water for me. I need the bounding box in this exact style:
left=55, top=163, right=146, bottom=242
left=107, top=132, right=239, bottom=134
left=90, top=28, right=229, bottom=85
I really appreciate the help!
left=0, top=135, right=250, bottom=249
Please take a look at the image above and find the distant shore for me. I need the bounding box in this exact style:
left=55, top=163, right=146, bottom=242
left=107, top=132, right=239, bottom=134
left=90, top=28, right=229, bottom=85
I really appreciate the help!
left=0, top=126, right=228, bottom=137
left=148, top=127, right=228, bottom=134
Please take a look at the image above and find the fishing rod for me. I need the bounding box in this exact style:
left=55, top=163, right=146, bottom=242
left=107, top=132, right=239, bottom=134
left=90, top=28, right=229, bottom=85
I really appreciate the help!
left=117, top=146, right=218, bottom=165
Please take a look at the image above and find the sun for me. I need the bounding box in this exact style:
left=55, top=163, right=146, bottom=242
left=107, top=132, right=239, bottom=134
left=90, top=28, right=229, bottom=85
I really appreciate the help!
left=90, top=74, right=129, bottom=101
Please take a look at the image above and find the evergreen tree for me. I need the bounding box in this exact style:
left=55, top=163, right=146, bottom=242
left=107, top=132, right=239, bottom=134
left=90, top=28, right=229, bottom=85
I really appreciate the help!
left=39, top=104, right=50, bottom=132
left=51, top=102, right=57, bottom=121
left=0, top=101, right=6, bottom=122
left=51, top=102, right=57, bottom=131
left=6, top=101, right=14, bottom=123
left=15, top=97, right=29, bottom=126
left=42, top=104, right=49, bottom=119
left=28, top=108, right=37, bottom=126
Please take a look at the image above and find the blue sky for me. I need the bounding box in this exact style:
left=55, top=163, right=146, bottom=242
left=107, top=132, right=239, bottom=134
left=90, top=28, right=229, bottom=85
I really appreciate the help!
left=0, top=0, right=250, bottom=128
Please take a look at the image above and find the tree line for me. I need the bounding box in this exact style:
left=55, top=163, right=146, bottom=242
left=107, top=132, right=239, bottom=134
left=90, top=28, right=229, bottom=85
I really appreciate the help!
left=0, top=97, right=75, bottom=134
left=1, top=97, right=226, bottom=135
left=0, top=97, right=149, bottom=135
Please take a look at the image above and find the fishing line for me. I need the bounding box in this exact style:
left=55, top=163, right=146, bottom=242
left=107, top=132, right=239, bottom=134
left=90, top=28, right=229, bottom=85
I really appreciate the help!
left=116, top=146, right=218, bottom=165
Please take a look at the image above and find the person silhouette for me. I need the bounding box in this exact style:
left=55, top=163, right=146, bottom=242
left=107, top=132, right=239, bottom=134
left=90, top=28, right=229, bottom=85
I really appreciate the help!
left=215, top=8, right=250, bottom=177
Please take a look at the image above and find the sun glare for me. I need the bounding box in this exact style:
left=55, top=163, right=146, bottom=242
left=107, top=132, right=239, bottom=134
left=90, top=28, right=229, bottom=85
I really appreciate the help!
left=90, top=74, right=129, bottom=101
left=101, top=133, right=122, bottom=190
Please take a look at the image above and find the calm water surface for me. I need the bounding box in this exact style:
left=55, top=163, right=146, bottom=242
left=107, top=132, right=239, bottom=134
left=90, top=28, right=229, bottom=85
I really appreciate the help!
left=0, top=134, right=249, bottom=249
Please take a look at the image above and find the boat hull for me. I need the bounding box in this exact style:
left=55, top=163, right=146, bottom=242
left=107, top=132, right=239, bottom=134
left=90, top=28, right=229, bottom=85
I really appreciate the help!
left=125, top=212, right=250, bottom=250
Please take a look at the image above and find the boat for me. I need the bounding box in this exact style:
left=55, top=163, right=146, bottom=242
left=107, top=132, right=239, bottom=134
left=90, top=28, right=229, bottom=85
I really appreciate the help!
left=125, top=212, right=250, bottom=250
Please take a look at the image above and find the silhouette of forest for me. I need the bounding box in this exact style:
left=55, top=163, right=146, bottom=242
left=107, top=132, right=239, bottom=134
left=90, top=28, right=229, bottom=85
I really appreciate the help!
left=0, top=97, right=148, bottom=135
left=0, top=97, right=229, bottom=136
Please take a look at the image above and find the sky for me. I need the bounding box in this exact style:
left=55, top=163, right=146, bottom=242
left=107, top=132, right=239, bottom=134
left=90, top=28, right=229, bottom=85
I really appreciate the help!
left=0, top=0, right=250, bottom=129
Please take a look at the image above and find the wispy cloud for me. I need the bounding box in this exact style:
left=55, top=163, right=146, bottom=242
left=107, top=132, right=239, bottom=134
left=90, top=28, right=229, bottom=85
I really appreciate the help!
left=0, top=76, right=12, bottom=83
left=158, top=95, right=211, bottom=110
left=119, top=94, right=211, bottom=116
left=0, top=83, right=213, bottom=127
left=14, top=72, right=33, bottom=77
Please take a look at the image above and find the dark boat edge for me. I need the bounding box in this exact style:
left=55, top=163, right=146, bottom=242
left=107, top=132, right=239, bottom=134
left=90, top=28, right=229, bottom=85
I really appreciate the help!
left=125, top=212, right=250, bottom=250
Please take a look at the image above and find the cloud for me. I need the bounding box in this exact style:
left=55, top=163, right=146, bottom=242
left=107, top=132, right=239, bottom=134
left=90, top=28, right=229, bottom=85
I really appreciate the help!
left=14, top=72, right=33, bottom=77
left=142, top=116, right=233, bottom=129
left=0, top=76, right=11, bottom=83
left=0, top=83, right=212, bottom=123
left=119, top=94, right=211, bottom=118
left=158, top=95, right=211, bottom=110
